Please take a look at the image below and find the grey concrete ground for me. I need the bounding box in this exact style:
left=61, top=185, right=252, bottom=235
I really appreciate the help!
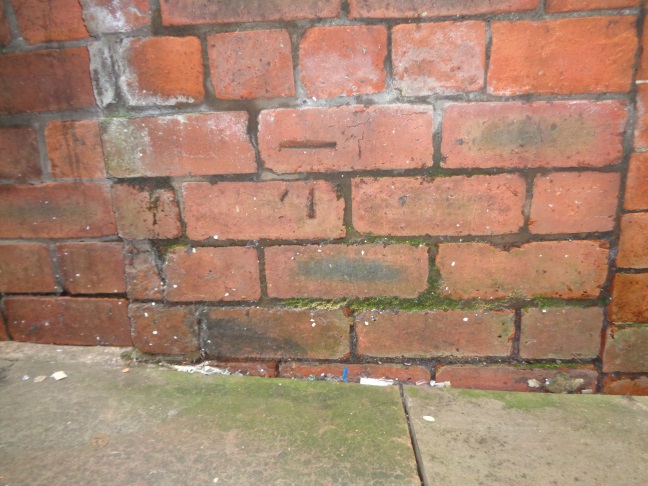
left=1, top=342, right=647, bottom=485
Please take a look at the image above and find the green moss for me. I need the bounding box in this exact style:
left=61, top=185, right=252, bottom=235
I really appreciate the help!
left=522, top=362, right=585, bottom=370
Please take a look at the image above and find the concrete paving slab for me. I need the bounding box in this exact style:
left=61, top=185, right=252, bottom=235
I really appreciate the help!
left=405, top=387, right=648, bottom=486
left=0, top=343, right=419, bottom=485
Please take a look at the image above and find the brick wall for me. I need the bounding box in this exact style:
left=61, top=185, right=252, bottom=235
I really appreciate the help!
left=0, top=0, right=646, bottom=394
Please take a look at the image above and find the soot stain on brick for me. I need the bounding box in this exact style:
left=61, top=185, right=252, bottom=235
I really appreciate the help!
left=296, top=257, right=403, bottom=283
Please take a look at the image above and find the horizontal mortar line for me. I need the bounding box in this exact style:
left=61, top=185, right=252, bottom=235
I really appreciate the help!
left=0, top=237, right=123, bottom=244
left=613, top=267, right=648, bottom=273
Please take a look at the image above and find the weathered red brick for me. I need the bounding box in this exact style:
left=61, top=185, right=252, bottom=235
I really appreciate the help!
left=258, top=105, right=433, bottom=173
left=124, top=241, right=164, bottom=300
left=634, top=85, right=648, bottom=149
left=183, top=181, right=345, bottom=241
left=356, top=310, right=514, bottom=358
left=608, top=273, right=648, bottom=323
left=80, top=0, right=150, bottom=34
left=435, top=365, right=598, bottom=392
left=280, top=362, right=430, bottom=384
left=603, top=325, right=648, bottom=372
left=437, top=241, right=609, bottom=299
left=208, top=30, right=294, bottom=100
left=392, top=21, right=485, bottom=96
left=0, top=182, right=115, bottom=238
left=529, top=172, right=621, bottom=234
left=0, top=47, right=96, bottom=115
left=0, top=1, right=10, bottom=46
left=164, top=247, right=260, bottom=302
left=161, top=0, right=340, bottom=26
left=349, top=0, right=538, bottom=17
left=603, top=375, right=648, bottom=395
left=520, top=307, right=603, bottom=359
left=5, top=296, right=131, bottom=346
left=0, top=313, right=8, bottom=341
left=0, top=243, right=57, bottom=293
left=10, top=0, right=88, bottom=44
left=130, top=303, right=198, bottom=355
left=202, top=308, right=349, bottom=359
left=352, top=175, right=525, bottom=236
left=46, top=120, right=106, bottom=179
left=0, top=127, right=41, bottom=180
left=625, top=153, right=648, bottom=210
left=56, top=242, right=126, bottom=295
left=265, top=244, right=428, bottom=299
left=489, top=17, right=637, bottom=95
left=101, top=112, right=256, bottom=177
left=546, top=0, right=638, bottom=12
left=639, top=16, right=648, bottom=80
left=441, top=101, right=627, bottom=169
left=617, top=213, right=648, bottom=268
left=111, top=182, right=181, bottom=240
left=300, top=25, right=386, bottom=98
left=203, top=361, right=278, bottom=378
left=118, top=36, right=204, bottom=106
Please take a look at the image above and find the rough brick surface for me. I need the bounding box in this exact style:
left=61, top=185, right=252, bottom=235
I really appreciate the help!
left=437, top=241, right=609, bottom=299
left=10, top=0, right=88, bottom=44
left=265, top=244, right=428, bottom=299
left=0, top=127, right=41, bottom=180
left=352, top=175, right=525, bottom=236
left=356, top=310, right=514, bottom=358
left=392, top=21, right=485, bottom=96
left=46, top=120, right=106, bottom=179
left=520, top=307, right=603, bottom=359
left=183, top=181, right=345, bottom=241
left=0, top=313, right=8, bottom=341
left=488, top=17, right=637, bottom=95
left=130, top=303, right=198, bottom=355
left=5, top=296, right=131, bottom=346
left=0, top=182, right=115, bottom=238
left=608, top=273, right=648, bottom=323
left=0, top=2, right=10, bottom=46
left=164, top=247, right=261, bottom=302
left=300, top=25, right=387, bottom=98
left=529, top=172, right=621, bottom=234
left=124, top=241, right=164, bottom=300
left=603, top=326, right=648, bottom=372
left=0, top=48, right=95, bottom=115
left=80, top=0, right=150, bottom=34
left=56, top=242, right=126, bottom=295
left=349, top=0, right=538, bottom=17
left=118, top=37, right=204, bottom=106
left=603, top=375, right=648, bottom=396
left=102, top=113, right=256, bottom=177
left=634, top=85, right=648, bottom=149
left=640, top=16, right=648, bottom=80
left=546, top=0, right=638, bottom=12
left=202, top=308, right=350, bottom=359
left=441, top=101, right=627, bottom=169
left=625, top=153, right=648, bottom=210
left=617, top=213, right=648, bottom=268
left=279, top=362, right=430, bottom=384
left=208, top=30, right=295, bottom=100
left=204, top=361, right=278, bottom=378
left=111, top=182, right=181, bottom=240
left=258, top=105, right=434, bottom=173
left=0, top=243, right=57, bottom=293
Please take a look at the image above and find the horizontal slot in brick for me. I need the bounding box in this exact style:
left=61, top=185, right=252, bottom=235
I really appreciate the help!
left=348, top=0, right=538, bottom=17
left=130, top=303, right=198, bottom=355
left=603, top=325, right=648, bottom=372
left=46, top=120, right=106, bottom=179
left=279, top=362, right=430, bottom=384
left=0, top=127, right=41, bottom=181
left=0, top=243, right=58, bottom=293
left=56, top=242, right=126, bottom=295
left=608, top=273, right=648, bottom=323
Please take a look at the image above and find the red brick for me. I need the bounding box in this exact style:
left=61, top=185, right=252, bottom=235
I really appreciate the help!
left=639, top=16, right=648, bottom=80
left=280, top=362, right=430, bottom=384
left=161, top=0, right=340, bottom=26
left=617, top=213, right=648, bottom=268
left=10, top=0, right=88, bottom=44
left=603, top=325, right=648, bottom=372
left=258, top=105, right=434, bottom=173
left=130, top=303, right=198, bottom=355
left=625, top=153, right=648, bottom=210
left=0, top=243, right=57, bottom=293
left=442, top=101, right=627, bottom=169
left=80, top=0, right=150, bottom=34
left=435, top=365, right=597, bottom=392
left=437, top=241, right=609, bottom=299
left=101, top=112, right=256, bottom=177
left=111, top=182, right=181, bottom=240
left=520, top=307, right=603, bottom=359
left=5, top=296, right=131, bottom=346
left=208, top=30, right=294, bottom=100
left=300, top=26, right=386, bottom=98
left=356, top=310, right=514, bottom=358
left=392, top=21, right=485, bottom=96
left=529, top=172, right=620, bottom=234
left=202, top=308, right=349, bottom=359
left=608, top=273, right=648, bottom=323
left=46, top=120, right=106, bottom=179
left=0, top=1, right=10, bottom=46
left=0, top=127, right=41, bottom=180
left=352, top=175, right=525, bottom=237
left=124, top=241, right=164, bottom=300
left=603, top=375, right=648, bottom=395
left=183, top=181, right=345, bottom=241
left=118, top=37, right=204, bottom=106
left=489, top=17, right=637, bottom=95
left=634, top=85, right=648, bottom=149
left=349, top=0, right=538, bottom=17
left=546, top=0, right=638, bottom=12
left=265, top=244, right=428, bottom=299
left=0, top=47, right=95, bottom=115
left=0, top=313, right=8, bottom=341
left=56, top=242, right=126, bottom=295
left=203, top=361, right=278, bottom=378
left=164, top=247, right=261, bottom=302
left=0, top=182, right=115, bottom=238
